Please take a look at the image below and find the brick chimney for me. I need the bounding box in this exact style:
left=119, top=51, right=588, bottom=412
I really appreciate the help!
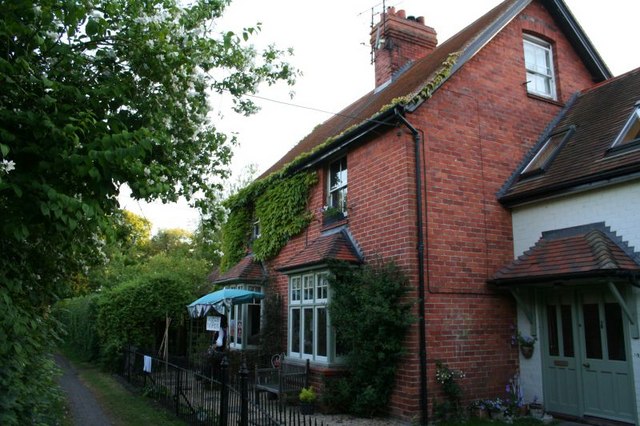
left=370, top=7, right=438, bottom=88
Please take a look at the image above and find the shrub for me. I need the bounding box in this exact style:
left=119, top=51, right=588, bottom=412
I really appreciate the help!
left=327, top=259, right=413, bottom=417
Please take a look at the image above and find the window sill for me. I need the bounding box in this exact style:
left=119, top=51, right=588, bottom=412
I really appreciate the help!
left=526, top=92, right=563, bottom=106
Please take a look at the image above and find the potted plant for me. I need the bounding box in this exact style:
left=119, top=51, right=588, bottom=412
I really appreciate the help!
left=528, top=397, right=544, bottom=419
left=299, top=386, right=316, bottom=415
left=514, top=330, right=537, bottom=358
left=321, top=206, right=345, bottom=225
left=468, top=400, right=488, bottom=418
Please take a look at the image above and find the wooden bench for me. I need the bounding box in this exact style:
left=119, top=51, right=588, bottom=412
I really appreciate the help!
left=254, top=354, right=309, bottom=404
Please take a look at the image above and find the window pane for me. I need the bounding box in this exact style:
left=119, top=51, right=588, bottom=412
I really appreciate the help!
left=291, top=277, right=301, bottom=302
left=291, top=308, right=300, bottom=354
left=329, top=158, right=347, bottom=190
left=522, top=131, right=567, bottom=175
left=303, top=307, right=314, bottom=355
left=560, top=305, right=574, bottom=358
left=317, top=307, right=327, bottom=357
left=328, top=158, right=348, bottom=212
left=316, top=275, right=328, bottom=300
left=605, top=303, right=626, bottom=361
left=547, top=304, right=559, bottom=356
left=303, top=275, right=314, bottom=301
left=583, top=303, right=603, bottom=359
left=230, top=305, right=239, bottom=344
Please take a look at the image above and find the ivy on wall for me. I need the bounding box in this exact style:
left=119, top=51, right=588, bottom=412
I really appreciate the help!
left=220, top=170, right=317, bottom=271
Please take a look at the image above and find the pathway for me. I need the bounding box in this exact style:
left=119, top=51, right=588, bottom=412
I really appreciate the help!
left=55, top=353, right=113, bottom=426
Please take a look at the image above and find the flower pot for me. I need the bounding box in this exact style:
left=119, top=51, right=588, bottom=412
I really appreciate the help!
left=472, top=407, right=488, bottom=418
left=299, top=402, right=315, bottom=415
left=489, top=410, right=504, bottom=420
left=529, top=404, right=544, bottom=419
left=520, top=345, right=534, bottom=359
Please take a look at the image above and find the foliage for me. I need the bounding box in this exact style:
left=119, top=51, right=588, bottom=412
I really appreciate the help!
left=299, top=387, right=317, bottom=403
left=220, top=171, right=317, bottom=270
left=251, top=172, right=317, bottom=260
left=95, top=254, right=210, bottom=369
left=0, top=0, right=296, bottom=421
left=219, top=206, right=253, bottom=271
left=54, top=295, right=101, bottom=361
left=504, top=374, right=524, bottom=416
left=326, top=259, right=413, bottom=417
left=148, top=228, right=193, bottom=257
left=258, top=292, right=283, bottom=358
left=434, top=361, right=466, bottom=421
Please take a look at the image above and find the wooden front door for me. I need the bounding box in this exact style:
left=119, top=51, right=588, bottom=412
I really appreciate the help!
left=542, top=288, right=636, bottom=423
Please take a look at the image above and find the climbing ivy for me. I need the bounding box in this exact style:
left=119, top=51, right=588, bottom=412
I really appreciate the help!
left=252, top=172, right=317, bottom=260
left=219, top=207, right=253, bottom=272
left=220, top=170, right=317, bottom=270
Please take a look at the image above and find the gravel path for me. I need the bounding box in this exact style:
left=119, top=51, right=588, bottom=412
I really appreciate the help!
left=55, top=353, right=113, bottom=426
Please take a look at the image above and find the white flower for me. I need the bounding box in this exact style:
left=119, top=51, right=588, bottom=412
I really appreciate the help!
left=1, top=159, right=15, bottom=173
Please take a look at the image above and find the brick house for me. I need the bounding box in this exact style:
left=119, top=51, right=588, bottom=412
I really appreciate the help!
left=491, top=67, right=640, bottom=424
left=213, top=0, right=621, bottom=422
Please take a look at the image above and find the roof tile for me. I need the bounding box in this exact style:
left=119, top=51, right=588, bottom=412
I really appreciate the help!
left=277, top=230, right=362, bottom=272
left=490, top=223, right=640, bottom=285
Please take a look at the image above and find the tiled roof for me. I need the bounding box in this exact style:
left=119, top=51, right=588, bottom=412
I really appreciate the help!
left=277, top=230, right=362, bottom=272
left=489, top=223, right=640, bottom=285
left=212, top=255, right=266, bottom=285
left=260, top=0, right=609, bottom=180
left=499, top=67, right=640, bottom=205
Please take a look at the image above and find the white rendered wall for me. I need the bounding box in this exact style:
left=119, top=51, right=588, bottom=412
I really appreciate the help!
left=511, top=180, right=640, bottom=417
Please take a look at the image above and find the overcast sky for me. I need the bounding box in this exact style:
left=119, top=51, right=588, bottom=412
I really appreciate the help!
left=118, top=0, right=639, bottom=234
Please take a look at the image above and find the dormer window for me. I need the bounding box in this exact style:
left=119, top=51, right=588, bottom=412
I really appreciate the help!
left=521, top=128, right=573, bottom=177
left=327, top=157, right=347, bottom=214
left=523, top=35, right=556, bottom=100
left=611, top=105, right=640, bottom=151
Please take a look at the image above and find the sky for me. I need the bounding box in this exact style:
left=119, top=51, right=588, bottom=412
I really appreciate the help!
left=118, top=0, right=639, bottom=234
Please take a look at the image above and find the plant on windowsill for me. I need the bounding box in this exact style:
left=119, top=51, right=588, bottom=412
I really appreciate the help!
left=299, top=386, right=316, bottom=415
left=321, top=205, right=345, bottom=225
left=512, top=330, right=537, bottom=359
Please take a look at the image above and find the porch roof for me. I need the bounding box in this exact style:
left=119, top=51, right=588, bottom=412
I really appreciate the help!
left=489, top=222, right=640, bottom=286
left=276, top=230, right=362, bottom=273
left=211, top=254, right=267, bottom=285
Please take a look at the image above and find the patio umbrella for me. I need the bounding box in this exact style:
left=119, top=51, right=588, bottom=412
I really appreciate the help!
left=186, top=288, right=265, bottom=318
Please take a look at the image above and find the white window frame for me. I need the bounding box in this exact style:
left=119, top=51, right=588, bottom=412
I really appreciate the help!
left=327, top=157, right=348, bottom=215
left=288, top=271, right=337, bottom=364
left=227, top=284, right=263, bottom=350
left=612, top=105, right=640, bottom=149
left=523, top=35, right=556, bottom=100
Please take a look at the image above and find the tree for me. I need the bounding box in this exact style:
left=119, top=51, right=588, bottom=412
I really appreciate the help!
left=0, top=1, right=296, bottom=423
left=148, top=228, right=193, bottom=256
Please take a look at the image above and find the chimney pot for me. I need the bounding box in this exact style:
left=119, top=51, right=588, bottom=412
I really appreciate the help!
left=370, top=8, right=438, bottom=88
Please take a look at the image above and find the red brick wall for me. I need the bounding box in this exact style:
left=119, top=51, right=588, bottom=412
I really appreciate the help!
left=263, top=1, right=599, bottom=421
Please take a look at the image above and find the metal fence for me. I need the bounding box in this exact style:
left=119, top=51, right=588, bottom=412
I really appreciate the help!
left=121, top=348, right=325, bottom=426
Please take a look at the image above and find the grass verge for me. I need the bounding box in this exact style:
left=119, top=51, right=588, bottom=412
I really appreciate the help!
left=59, top=351, right=186, bottom=426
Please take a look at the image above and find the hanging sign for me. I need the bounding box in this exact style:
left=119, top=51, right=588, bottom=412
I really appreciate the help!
left=206, top=315, right=221, bottom=331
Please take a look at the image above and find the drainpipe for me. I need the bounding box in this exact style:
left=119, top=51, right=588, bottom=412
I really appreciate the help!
left=395, top=107, right=428, bottom=425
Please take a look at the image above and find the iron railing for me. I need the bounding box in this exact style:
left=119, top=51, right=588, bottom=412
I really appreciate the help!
left=121, top=348, right=325, bottom=426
